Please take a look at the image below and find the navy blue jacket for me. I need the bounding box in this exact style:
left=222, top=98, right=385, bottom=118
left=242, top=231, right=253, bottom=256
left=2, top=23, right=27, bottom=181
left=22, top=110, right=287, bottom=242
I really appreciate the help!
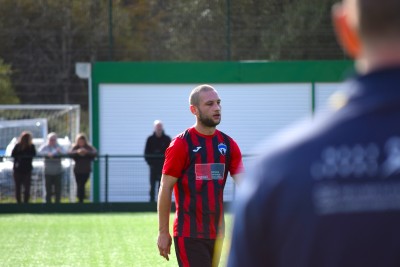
left=228, top=67, right=400, bottom=267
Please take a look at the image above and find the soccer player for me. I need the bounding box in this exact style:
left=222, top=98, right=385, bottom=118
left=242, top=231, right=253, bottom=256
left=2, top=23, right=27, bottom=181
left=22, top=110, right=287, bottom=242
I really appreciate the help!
left=228, top=0, right=400, bottom=266
left=157, top=84, right=243, bottom=267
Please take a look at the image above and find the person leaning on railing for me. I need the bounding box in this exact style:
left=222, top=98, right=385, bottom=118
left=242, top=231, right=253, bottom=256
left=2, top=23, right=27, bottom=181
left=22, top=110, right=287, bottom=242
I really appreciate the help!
left=38, top=132, right=66, bottom=204
left=69, top=133, right=97, bottom=203
left=11, top=131, right=36, bottom=204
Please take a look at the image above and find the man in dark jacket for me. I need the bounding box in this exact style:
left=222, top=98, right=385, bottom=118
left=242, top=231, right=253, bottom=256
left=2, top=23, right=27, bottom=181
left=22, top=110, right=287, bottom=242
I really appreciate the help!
left=228, top=0, right=400, bottom=266
left=144, top=120, right=171, bottom=202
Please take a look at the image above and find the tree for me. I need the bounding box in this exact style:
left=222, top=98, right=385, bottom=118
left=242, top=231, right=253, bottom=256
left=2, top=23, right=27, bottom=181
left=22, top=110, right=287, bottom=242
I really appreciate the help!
left=153, top=1, right=229, bottom=60
left=151, top=0, right=343, bottom=61
left=0, top=0, right=345, bottom=111
left=0, top=59, right=19, bottom=104
left=227, top=0, right=343, bottom=60
left=0, top=0, right=169, bottom=108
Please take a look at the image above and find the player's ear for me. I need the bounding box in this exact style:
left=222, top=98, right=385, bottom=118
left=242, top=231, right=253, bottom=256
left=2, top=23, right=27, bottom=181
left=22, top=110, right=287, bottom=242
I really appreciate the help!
left=190, top=105, right=198, bottom=116
left=332, top=3, right=361, bottom=58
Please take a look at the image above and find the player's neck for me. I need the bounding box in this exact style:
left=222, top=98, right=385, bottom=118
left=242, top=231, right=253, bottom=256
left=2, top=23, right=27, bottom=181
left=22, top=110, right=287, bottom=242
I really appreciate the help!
left=194, top=124, right=216, bottom=136
left=357, top=42, right=400, bottom=74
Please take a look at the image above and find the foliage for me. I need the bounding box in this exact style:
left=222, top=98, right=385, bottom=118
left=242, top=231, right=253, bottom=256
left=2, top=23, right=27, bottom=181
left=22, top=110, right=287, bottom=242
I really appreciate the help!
left=0, top=0, right=344, bottom=110
left=0, top=59, right=19, bottom=104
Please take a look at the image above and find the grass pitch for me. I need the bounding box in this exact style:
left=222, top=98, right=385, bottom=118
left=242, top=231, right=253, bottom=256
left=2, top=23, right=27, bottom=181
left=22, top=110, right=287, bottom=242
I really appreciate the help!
left=0, top=212, right=232, bottom=267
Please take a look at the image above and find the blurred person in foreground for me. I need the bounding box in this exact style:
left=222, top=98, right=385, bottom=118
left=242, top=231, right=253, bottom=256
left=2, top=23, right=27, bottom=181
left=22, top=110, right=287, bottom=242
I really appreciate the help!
left=39, top=132, right=66, bottom=203
left=11, top=131, right=36, bottom=203
left=144, top=120, right=171, bottom=202
left=157, top=84, right=243, bottom=267
left=69, top=133, right=97, bottom=203
left=228, top=0, right=400, bottom=266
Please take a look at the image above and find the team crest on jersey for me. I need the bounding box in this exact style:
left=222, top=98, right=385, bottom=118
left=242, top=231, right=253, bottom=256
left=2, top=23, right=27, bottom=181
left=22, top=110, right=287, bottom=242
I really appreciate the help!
left=218, top=143, right=227, bottom=156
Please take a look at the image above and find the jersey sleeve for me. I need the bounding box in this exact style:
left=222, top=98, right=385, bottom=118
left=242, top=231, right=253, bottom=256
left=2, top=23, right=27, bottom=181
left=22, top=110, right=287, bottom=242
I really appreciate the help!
left=162, top=136, right=188, bottom=178
left=229, top=138, right=244, bottom=175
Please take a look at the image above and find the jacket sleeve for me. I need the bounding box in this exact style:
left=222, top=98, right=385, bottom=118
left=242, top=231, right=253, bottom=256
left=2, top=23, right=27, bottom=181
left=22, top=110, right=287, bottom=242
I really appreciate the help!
left=11, top=144, right=19, bottom=157
left=31, top=145, right=37, bottom=157
left=38, top=145, right=48, bottom=155
left=68, top=146, right=79, bottom=159
left=144, top=137, right=151, bottom=164
left=88, top=146, right=97, bottom=159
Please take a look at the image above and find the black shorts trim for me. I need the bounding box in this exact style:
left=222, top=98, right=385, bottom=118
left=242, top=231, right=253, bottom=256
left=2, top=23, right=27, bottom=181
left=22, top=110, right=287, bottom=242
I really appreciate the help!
left=173, top=237, right=223, bottom=267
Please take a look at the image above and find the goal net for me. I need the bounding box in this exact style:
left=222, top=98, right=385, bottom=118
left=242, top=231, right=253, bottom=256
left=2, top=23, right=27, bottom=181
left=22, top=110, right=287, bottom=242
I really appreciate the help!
left=0, top=105, right=80, bottom=203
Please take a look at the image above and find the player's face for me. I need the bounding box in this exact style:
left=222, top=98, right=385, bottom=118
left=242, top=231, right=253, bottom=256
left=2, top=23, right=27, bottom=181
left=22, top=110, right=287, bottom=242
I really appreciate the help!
left=196, top=90, right=221, bottom=127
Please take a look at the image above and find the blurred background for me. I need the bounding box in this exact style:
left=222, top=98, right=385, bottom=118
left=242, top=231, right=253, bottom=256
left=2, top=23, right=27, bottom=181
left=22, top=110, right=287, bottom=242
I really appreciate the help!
left=0, top=0, right=345, bottom=126
left=0, top=0, right=348, bottom=204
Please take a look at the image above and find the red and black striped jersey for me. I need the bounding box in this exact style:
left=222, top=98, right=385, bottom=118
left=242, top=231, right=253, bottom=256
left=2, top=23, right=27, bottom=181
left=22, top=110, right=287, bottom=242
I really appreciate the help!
left=163, top=127, right=243, bottom=239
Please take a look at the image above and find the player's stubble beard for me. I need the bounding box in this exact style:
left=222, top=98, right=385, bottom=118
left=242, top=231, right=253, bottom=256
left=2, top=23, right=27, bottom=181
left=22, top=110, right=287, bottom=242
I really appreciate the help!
left=198, top=109, right=221, bottom=128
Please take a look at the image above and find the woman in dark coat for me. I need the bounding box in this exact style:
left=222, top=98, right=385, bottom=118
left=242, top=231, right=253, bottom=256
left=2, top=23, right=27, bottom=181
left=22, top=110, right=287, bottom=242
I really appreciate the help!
left=11, top=131, right=36, bottom=203
left=69, top=133, right=97, bottom=203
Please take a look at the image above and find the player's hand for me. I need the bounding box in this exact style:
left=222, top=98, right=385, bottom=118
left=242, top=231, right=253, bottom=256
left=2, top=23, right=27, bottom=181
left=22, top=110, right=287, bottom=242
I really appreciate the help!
left=157, top=232, right=172, bottom=261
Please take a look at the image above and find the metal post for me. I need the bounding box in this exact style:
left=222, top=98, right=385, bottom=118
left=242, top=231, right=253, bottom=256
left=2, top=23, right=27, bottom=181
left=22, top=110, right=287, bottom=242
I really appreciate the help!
left=108, top=0, right=114, bottom=61
left=311, top=82, right=316, bottom=116
left=226, top=0, right=232, bottom=61
left=105, top=155, right=109, bottom=203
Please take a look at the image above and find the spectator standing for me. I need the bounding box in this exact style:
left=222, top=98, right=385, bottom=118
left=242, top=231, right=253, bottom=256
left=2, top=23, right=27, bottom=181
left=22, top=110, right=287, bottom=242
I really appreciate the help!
left=69, top=133, right=97, bottom=203
left=11, top=131, right=36, bottom=203
left=157, top=85, right=243, bottom=267
left=144, top=120, right=171, bottom=202
left=38, top=132, right=65, bottom=203
left=228, top=0, right=400, bottom=266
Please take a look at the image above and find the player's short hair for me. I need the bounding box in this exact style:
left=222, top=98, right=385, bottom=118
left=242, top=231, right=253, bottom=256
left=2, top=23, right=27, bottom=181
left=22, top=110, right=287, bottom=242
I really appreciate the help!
left=358, top=0, right=400, bottom=41
left=189, top=84, right=216, bottom=106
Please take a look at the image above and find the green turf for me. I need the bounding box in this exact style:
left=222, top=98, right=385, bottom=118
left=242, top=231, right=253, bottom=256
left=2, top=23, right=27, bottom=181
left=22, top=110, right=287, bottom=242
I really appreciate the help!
left=0, top=213, right=232, bottom=267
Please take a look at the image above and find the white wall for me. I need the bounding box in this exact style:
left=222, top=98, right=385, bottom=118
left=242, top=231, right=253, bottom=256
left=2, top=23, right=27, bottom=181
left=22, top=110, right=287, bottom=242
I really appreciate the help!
left=98, top=83, right=342, bottom=202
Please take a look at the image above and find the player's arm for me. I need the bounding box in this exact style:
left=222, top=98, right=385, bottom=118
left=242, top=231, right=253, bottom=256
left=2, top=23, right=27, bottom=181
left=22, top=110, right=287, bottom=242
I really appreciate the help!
left=157, top=174, right=178, bottom=261
left=230, top=138, right=244, bottom=184
left=231, top=173, right=242, bottom=184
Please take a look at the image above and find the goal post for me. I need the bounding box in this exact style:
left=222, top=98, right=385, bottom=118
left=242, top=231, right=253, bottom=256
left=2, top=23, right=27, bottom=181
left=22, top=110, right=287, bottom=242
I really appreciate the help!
left=0, top=104, right=80, bottom=203
left=0, top=104, right=80, bottom=143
